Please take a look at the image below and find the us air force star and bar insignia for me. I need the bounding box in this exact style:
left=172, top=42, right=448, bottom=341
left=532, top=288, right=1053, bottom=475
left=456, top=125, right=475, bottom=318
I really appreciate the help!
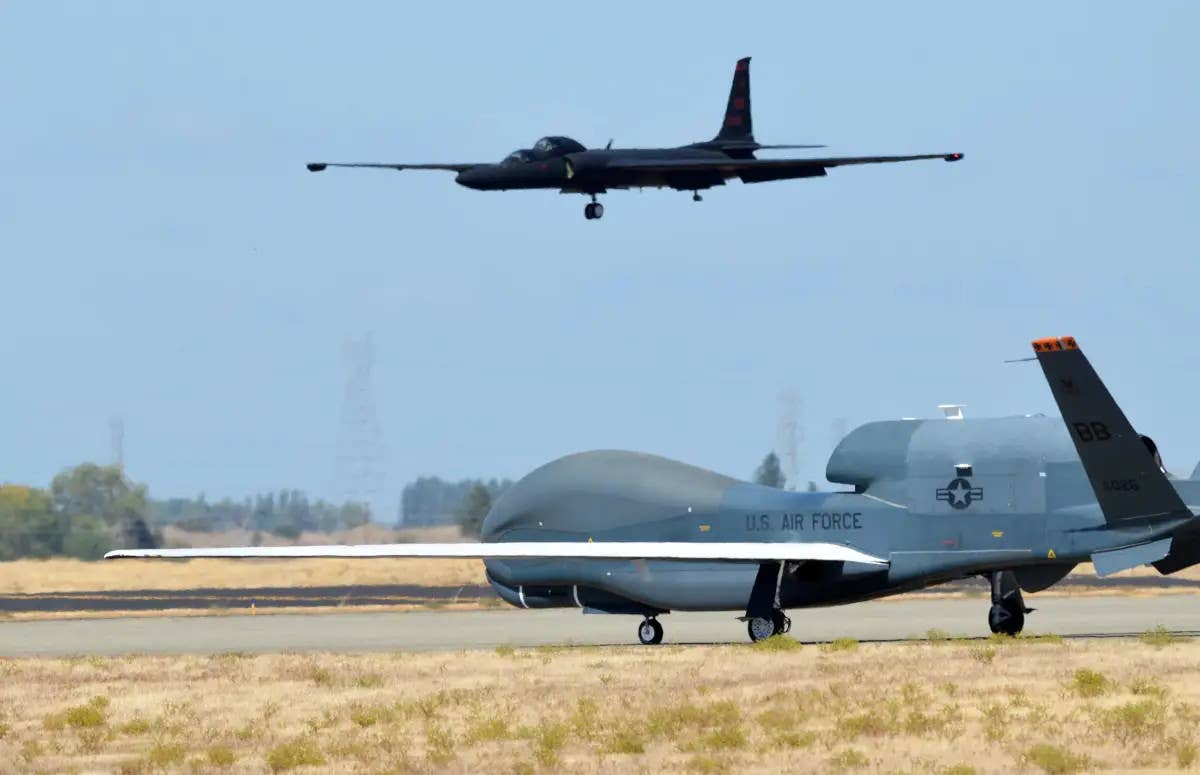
left=936, top=478, right=984, bottom=510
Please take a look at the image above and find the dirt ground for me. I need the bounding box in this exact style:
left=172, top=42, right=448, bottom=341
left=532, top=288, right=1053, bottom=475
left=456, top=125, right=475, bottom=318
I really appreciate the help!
left=0, top=633, right=1195, bottom=773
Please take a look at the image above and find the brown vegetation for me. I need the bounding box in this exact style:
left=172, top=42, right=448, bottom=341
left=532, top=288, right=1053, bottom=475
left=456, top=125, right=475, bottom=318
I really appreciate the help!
left=0, top=634, right=1197, bottom=772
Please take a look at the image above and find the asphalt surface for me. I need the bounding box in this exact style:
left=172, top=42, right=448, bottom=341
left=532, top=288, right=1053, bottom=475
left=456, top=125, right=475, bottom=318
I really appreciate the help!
left=0, top=595, right=1197, bottom=657
left=2, top=575, right=1196, bottom=615
left=0, top=584, right=495, bottom=613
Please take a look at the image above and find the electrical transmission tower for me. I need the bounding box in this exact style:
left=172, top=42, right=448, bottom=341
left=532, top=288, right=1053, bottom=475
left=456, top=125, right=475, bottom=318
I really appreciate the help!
left=109, top=414, right=125, bottom=470
left=334, top=333, right=385, bottom=519
left=776, top=389, right=802, bottom=491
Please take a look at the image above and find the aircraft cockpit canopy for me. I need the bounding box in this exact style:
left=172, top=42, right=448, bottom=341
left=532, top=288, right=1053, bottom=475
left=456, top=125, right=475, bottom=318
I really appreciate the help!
left=532, top=136, right=586, bottom=157
left=501, top=149, right=536, bottom=165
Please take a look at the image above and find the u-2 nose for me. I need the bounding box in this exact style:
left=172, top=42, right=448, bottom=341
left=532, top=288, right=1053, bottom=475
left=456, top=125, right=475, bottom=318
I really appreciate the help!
left=455, top=167, right=482, bottom=189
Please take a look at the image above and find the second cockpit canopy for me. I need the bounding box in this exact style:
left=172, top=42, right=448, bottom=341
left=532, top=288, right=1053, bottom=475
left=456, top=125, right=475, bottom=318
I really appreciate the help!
left=502, top=136, right=587, bottom=164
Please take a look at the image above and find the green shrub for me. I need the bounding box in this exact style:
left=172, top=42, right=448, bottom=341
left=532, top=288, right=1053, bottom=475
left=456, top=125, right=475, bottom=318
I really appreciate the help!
left=534, top=722, right=569, bottom=766
left=207, top=746, right=236, bottom=767
left=1070, top=668, right=1109, bottom=697
left=425, top=724, right=455, bottom=765
left=65, top=703, right=106, bottom=729
left=465, top=716, right=508, bottom=743
left=771, top=730, right=816, bottom=749
left=146, top=742, right=186, bottom=767
left=750, top=634, right=802, bottom=652
left=1024, top=743, right=1088, bottom=774
left=266, top=738, right=325, bottom=771
left=495, top=644, right=515, bottom=657
left=822, top=638, right=859, bottom=653
left=1140, top=624, right=1182, bottom=648
left=1095, top=700, right=1166, bottom=744
left=830, top=748, right=869, bottom=769
left=119, top=717, right=151, bottom=735
left=970, top=645, right=997, bottom=664
left=604, top=729, right=646, bottom=754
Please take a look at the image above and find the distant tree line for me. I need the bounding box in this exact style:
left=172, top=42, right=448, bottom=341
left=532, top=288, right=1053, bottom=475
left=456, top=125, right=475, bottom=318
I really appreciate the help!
left=399, top=476, right=512, bottom=530
left=0, top=463, right=158, bottom=561
left=151, top=491, right=369, bottom=537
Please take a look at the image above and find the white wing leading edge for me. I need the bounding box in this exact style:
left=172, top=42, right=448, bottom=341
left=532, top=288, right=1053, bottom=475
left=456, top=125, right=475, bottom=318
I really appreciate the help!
left=105, top=542, right=887, bottom=565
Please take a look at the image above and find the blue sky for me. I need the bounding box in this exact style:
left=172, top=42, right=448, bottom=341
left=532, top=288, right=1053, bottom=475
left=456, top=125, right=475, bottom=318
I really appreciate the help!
left=1, top=2, right=1197, bottom=518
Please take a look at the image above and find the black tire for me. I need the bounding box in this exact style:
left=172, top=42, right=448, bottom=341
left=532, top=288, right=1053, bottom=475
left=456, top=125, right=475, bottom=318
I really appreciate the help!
left=592, top=202, right=604, bottom=219
left=747, top=617, right=776, bottom=642
left=771, top=610, right=787, bottom=635
left=988, top=603, right=1025, bottom=636
left=583, top=203, right=596, bottom=219
left=638, top=618, right=663, bottom=645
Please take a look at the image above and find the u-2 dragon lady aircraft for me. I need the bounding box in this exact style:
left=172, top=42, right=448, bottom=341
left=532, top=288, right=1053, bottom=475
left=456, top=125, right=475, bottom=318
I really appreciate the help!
left=305, top=57, right=963, bottom=220
left=109, top=338, right=1200, bottom=645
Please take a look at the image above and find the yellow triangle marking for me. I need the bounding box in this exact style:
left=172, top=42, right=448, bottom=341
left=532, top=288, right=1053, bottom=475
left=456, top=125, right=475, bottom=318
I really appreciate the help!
left=1047, top=549, right=1057, bottom=559
left=991, top=530, right=1003, bottom=538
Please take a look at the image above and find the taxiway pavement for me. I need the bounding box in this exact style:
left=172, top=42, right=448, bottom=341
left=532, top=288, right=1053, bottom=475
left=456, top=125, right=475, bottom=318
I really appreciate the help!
left=0, top=595, right=1196, bottom=657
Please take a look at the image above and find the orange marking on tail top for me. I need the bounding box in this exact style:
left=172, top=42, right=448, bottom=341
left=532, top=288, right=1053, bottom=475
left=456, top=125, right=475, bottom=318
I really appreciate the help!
left=1031, top=337, right=1062, bottom=352
left=1061, top=336, right=1079, bottom=350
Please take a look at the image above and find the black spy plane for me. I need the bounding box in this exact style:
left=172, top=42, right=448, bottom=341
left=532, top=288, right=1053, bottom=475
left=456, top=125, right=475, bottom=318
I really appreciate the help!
left=306, top=57, right=964, bottom=220
left=109, top=338, right=1200, bottom=646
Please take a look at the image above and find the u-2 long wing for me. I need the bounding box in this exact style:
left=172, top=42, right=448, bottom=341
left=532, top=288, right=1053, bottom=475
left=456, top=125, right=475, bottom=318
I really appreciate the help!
left=306, top=162, right=480, bottom=172
left=606, top=152, right=963, bottom=176
left=105, top=541, right=887, bottom=565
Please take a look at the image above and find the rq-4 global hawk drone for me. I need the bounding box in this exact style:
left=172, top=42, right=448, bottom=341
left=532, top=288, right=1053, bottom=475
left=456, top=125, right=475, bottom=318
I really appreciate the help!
left=305, top=57, right=963, bottom=219
left=109, top=338, right=1200, bottom=645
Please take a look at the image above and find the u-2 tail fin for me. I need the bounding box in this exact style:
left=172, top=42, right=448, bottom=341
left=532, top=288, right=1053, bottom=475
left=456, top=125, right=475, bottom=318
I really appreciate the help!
left=1032, top=336, right=1187, bottom=523
left=715, top=57, right=754, bottom=143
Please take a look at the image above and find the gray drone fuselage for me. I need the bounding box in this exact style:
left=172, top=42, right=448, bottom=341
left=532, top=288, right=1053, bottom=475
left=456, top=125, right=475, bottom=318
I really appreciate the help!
left=482, top=415, right=1198, bottom=615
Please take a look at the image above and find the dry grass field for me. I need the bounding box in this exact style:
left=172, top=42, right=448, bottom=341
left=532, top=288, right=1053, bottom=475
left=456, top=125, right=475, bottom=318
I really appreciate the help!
left=0, top=632, right=1197, bottom=773
left=0, top=557, right=486, bottom=595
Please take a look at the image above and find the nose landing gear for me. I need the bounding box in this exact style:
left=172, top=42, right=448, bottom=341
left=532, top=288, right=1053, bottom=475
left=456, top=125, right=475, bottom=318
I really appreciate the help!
left=637, top=616, right=664, bottom=645
left=584, top=195, right=604, bottom=220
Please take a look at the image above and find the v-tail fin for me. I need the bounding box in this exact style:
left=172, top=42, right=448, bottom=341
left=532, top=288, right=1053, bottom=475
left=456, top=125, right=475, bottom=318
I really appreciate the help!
left=1031, top=336, right=1188, bottom=523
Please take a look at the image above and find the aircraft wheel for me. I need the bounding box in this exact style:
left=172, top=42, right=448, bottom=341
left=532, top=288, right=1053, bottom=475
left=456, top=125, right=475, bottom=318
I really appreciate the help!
left=988, top=603, right=1024, bottom=636
left=747, top=616, right=776, bottom=642
left=638, top=617, right=664, bottom=645
left=592, top=202, right=604, bottom=219
left=583, top=203, right=595, bottom=219
left=771, top=610, right=789, bottom=634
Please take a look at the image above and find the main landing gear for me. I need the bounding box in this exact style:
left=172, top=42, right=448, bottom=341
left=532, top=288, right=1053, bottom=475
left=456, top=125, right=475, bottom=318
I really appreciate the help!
left=987, top=570, right=1032, bottom=636
left=747, top=610, right=791, bottom=642
left=692, top=191, right=703, bottom=202
left=583, top=195, right=604, bottom=220
left=637, top=616, right=664, bottom=645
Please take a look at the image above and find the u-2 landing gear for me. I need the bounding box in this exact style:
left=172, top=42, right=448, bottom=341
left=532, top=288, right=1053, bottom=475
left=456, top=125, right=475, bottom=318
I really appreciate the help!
left=747, top=610, right=791, bottom=642
left=583, top=194, right=604, bottom=220
left=692, top=191, right=703, bottom=202
left=986, top=570, right=1033, bottom=636
left=637, top=616, right=664, bottom=645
